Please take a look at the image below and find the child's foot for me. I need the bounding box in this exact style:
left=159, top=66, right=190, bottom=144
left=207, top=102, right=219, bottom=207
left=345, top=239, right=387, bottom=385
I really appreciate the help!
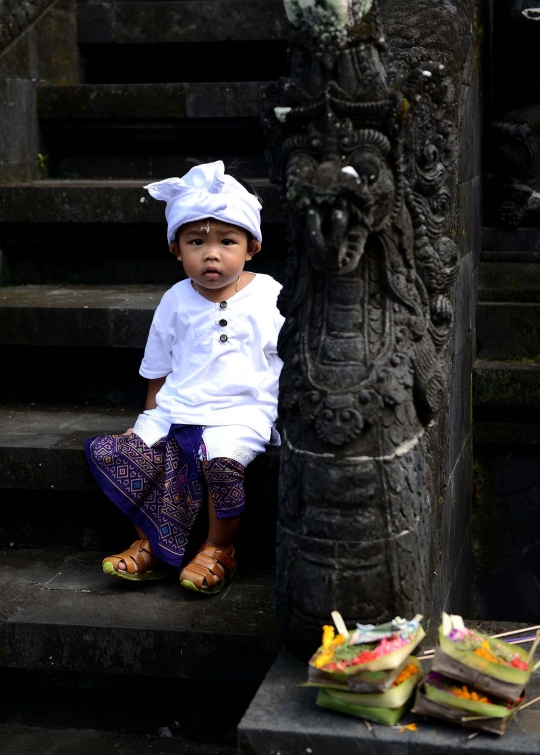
left=102, top=539, right=167, bottom=582
left=179, top=542, right=237, bottom=594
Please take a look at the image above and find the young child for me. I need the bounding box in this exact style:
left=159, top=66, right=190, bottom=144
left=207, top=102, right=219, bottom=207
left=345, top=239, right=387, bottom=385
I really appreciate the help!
left=85, top=161, right=284, bottom=594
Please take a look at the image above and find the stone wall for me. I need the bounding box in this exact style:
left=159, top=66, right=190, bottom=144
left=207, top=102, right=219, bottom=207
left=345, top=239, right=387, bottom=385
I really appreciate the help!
left=0, top=0, right=79, bottom=182
left=380, top=0, right=481, bottom=618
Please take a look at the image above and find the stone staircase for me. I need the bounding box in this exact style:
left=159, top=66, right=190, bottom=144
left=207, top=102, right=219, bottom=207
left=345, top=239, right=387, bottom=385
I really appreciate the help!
left=473, top=227, right=540, bottom=622
left=0, top=1, right=287, bottom=750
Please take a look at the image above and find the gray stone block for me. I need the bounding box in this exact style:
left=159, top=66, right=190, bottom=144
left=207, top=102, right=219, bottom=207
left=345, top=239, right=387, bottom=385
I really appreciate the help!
left=482, top=227, right=540, bottom=252
left=34, top=0, right=80, bottom=84
left=473, top=361, right=540, bottom=407
left=0, top=78, right=40, bottom=182
left=479, top=260, right=540, bottom=302
left=477, top=302, right=540, bottom=360
left=457, top=83, right=481, bottom=185
left=447, top=336, right=473, bottom=470
left=454, top=252, right=474, bottom=355
left=238, top=645, right=540, bottom=754
left=77, top=1, right=286, bottom=45
left=457, top=176, right=481, bottom=261
left=0, top=0, right=79, bottom=83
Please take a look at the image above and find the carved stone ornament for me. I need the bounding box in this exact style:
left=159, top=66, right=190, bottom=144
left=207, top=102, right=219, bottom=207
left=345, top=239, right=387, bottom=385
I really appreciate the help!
left=261, top=0, right=458, bottom=651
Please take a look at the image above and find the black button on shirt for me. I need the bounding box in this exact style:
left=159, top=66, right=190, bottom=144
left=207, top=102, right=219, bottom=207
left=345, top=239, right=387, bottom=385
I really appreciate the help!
left=219, top=319, right=227, bottom=327
left=220, top=301, right=227, bottom=309
left=220, top=334, right=228, bottom=343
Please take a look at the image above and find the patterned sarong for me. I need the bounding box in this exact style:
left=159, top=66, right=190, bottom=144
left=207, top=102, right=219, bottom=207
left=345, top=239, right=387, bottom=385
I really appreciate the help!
left=85, top=425, right=245, bottom=567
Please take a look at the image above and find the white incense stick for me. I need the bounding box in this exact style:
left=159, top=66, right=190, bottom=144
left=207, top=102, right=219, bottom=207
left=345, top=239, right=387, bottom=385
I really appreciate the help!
left=331, top=610, right=349, bottom=637
left=461, top=715, right=495, bottom=722
left=526, top=630, right=540, bottom=665
left=518, top=694, right=540, bottom=711
left=415, top=623, right=540, bottom=659
left=491, top=624, right=540, bottom=640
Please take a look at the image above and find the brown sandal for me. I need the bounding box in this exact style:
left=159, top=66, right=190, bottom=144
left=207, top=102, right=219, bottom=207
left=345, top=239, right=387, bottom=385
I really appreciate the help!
left=179, top=542, right=237, bottom=594
left=102, top=539, right=167, bottom=582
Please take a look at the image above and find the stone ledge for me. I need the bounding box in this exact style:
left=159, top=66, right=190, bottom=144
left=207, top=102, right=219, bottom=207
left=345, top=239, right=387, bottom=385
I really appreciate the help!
left=77, top=0, right=286, bottom=45
left=0, top=724, right=235, bottom=755
left=482, top=227, right=540, bottom=253
left=0, top=548, right=280, bottom=681
left=0, top=406, right=280, bottom=490
left=238, top=645, right=540, bottom=754
left=0, top=181, right=283, bottom=224
left=473, top=361, right=540, bottom=407
left=479, top=261, right=540, bottom=303
left=474, top=421, right=540, bottom=445
left=477, top=303, right=540, bottom=360
left=38, top=82, right=264, bottom=120
left=0, top=284, right=165, bottom=348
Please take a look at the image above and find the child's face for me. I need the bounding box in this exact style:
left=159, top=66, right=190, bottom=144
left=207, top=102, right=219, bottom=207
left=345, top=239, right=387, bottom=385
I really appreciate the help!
left=170, top=219, right=260, bottom=293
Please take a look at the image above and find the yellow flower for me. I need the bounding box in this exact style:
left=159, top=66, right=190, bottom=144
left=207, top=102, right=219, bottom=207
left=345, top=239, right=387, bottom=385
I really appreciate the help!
left=322, top=625, right=336, bottom=650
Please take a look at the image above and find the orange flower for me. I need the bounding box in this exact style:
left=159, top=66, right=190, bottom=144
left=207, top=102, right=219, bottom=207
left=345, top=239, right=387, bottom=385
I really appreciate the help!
left=398, top=723, right=418, bottom=733
left=474, top=647, right=499, bottom=664
left=392, top=662, right=418, bottom=687
left=449, top=683, right=489, bottom=704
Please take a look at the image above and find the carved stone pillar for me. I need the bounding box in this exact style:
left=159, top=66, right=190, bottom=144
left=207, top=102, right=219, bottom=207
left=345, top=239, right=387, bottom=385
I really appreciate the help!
left=261, top=0, right=458, bottom=652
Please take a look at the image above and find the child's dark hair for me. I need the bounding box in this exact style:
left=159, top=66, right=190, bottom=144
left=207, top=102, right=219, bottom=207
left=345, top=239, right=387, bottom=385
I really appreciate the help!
left=173, top=158, right=261, bottom=243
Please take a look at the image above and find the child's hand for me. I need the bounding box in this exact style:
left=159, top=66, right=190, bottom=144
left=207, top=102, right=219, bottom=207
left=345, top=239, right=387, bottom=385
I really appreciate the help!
left=123, top=428, right=134, bottom=435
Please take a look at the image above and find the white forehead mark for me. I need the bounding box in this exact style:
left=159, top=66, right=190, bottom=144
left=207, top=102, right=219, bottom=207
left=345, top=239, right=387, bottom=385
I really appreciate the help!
left=201, top=221, right=210, bottom=233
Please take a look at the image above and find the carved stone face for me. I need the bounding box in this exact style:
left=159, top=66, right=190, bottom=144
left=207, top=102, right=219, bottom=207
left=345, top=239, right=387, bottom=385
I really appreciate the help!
left=287, top=141, right=396, bottom=275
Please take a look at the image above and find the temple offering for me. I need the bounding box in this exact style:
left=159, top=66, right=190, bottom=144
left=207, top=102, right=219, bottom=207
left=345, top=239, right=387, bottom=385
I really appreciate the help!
left=412, top=613, right=540, bottom=735
left=431, top=613, right=536, bottom=702
left=307, top=613, right=425, bottom=724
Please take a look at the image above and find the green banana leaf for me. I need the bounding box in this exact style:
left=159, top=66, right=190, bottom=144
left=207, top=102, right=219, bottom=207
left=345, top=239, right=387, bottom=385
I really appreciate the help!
left=438, top=629, right=531, bottom=685
left=424, top=682, right=515, bottom=719
left=316, top=687, right=411, bottom=725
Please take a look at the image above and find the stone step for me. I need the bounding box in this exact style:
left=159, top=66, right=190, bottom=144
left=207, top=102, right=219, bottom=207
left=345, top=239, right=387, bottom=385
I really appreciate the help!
left=0, top=184, right=286, bottom=284
left=37, top=82, right=274, bottom=179
left=476, top=302, right=540, bottom=360
left=482, top=226, right=540, bottom=252
left=0, top=180, right=282, bottom=225
left=37, top=82, right=264, bottom=121
left=0, top=404, right=279, bottom=490
left=479, top=253, right=540, bottom=302
left=474, top=420, right=540, bottom=444
left=77, top=0, right=286, bottom=46
left=0, top=405, right=279, bottom=556
left=0, top=547, right=280, bottom=681
left=0, top=346, right=148, bottom=407
left=0, top=281, right=287, bottom=346
left=0, top=285, right=165, bottom=348
left=0, top=725, right=235, bottom=755
left=473, top=360, right=540, bottom=407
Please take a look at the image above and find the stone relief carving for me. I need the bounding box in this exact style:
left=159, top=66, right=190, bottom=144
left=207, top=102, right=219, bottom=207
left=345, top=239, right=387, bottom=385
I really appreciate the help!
left=261, top=0, right=458, bottom=649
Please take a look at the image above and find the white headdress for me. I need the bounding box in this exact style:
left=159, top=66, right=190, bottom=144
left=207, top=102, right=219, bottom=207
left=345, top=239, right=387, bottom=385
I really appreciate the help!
left=144, top=161, right=262, bottom=244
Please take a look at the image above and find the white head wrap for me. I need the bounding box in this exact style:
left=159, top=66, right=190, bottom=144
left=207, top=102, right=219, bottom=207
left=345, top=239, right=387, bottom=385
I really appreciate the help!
left=144, top=161, right=262, bottom=244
